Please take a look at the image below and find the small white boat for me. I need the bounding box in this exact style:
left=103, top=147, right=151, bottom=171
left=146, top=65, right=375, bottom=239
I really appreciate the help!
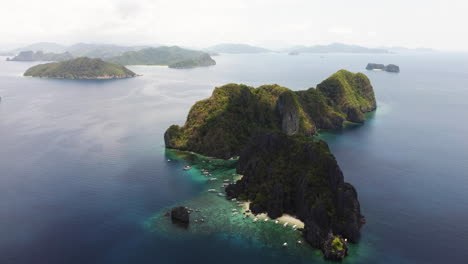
left=218, top=193, right=225, bottom=197
left=167, top=159, right=171, bottom=162
left=183, top=166, right=192, bottom=170
left=208, top=189, right=217, bottom=193
left=282, top=242, right=288, bottom=247
left=275, top=220, right=279, bottom=224
left=231, top=198, right=237, bottom=202
left=283, top=223, right=288, bottom=227
left=264, top=218, right=268, bottom=222
left=292, top=224, right=297, bottom=229
left=297, top=240, right=302, bottom=244
left=253, top=217, right=258, bottom=222
left=232, top=212, right=238, bottom=216
left=209, top=178, right=218, bottom=181
left=232, top=209, right=237, bottom=212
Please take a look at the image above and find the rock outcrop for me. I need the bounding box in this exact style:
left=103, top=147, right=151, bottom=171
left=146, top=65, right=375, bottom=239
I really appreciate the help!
left=171, top=206, right=190, bottom=226
left=165, top=70, right=376, bottom=159
left=225, top=132, right=364, bottom=260
left=322, top=233, right=349, bottom=261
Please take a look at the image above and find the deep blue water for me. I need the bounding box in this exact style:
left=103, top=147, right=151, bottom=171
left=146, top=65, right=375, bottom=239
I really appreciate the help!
left=0, top=53, right=467, bottom=264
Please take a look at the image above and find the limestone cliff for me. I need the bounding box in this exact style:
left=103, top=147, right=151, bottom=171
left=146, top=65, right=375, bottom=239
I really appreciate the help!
left=225, top=132, right=364, bottom=259
left=165, top=70, right=376, bottom=159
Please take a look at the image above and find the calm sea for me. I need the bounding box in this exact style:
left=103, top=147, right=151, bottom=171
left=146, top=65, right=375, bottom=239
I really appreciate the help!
left=0, top=52, right=467, bottom=264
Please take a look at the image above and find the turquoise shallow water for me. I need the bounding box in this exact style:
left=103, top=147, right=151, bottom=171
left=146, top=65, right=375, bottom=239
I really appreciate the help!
left=0, top=52, right=468, bottom=263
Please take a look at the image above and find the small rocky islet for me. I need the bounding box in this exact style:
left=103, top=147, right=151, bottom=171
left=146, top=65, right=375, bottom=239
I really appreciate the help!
left=366, top=63, right=400, bottom=73
left=163, top=69, right=376, bottom=261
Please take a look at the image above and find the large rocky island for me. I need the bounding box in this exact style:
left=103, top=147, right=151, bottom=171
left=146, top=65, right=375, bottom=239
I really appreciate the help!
left=109, top=46, right=216, bottom=68
left=24, top=57, right=136, bottom=79
left=165, top=70, right=376, bottom=159
left=164, top=70, right=376, bottom=260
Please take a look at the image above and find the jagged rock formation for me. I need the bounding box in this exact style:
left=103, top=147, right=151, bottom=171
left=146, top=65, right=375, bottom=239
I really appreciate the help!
left=23, top=57, right=136, bottom=79
left=225, top=132, right=364, bottom=260
left=165, top=70, right=376, bottom=159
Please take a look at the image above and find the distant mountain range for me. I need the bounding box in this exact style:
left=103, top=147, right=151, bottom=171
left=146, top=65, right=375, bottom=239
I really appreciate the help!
left=13, top=42, right=68, bottom=53
left=7, top=51, right=73, bottom=62
left=383, top=46, right=436, bottom=54
left=6, top=42, right=155, bottom=59
left=2, top=42, right=438, bottom=62
left=206, top=43, right=271, bottom=54
left=109, top=46, right=216, bottom=68
left=288, top=43, right=390, bottom=54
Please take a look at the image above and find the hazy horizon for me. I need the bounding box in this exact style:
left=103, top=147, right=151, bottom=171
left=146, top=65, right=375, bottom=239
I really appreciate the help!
left=1, top=0, right=468, bottom=52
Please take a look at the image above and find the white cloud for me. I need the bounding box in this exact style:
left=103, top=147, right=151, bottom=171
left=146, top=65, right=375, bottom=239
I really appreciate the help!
left=0, top=0, right=467, bottom=51
left=328, top=26, right=353, bottom=36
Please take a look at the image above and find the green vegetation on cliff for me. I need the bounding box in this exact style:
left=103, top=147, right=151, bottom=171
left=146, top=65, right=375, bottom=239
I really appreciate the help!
left=165, top=70, right=376, bottom=159
left=316, top=70, right=376, bottom=123
left=109, top=46, right=216, bottom=68
left=24, top=57, right=136, bottom=79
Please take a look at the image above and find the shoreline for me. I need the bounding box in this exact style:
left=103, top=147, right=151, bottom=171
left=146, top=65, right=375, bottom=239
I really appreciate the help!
left=23, top=74, right=140, bottom=80
left=242, top=201, right=305, bottom=228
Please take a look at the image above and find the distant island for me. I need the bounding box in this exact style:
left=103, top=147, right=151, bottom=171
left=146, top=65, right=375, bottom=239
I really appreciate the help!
left=66, top=43, right=149, bottom=59
left=109, top=46, right=216, bottom=68
left=366, top=63, right=400, bottom=73
left=164, top=69, right=376, bottom=260
left=10, top=42, right=148, bottom=59
left=7, top=51, right=73, bottom=62
left=23, top=57, right=136, bottom=79
left=289, top=43, right=390, bottom=54
left=206, top=43, right=270, bottom=54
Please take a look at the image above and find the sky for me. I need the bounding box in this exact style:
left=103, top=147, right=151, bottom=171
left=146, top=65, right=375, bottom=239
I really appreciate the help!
left=1, top=0, right=467, bottom=51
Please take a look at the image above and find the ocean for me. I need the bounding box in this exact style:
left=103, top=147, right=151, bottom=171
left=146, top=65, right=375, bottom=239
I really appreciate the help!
left=0, top=52, right=467, bottom=264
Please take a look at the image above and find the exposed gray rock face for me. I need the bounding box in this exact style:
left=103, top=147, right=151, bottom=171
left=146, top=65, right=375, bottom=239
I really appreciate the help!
left=277, top=92, right=300, bottom=135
